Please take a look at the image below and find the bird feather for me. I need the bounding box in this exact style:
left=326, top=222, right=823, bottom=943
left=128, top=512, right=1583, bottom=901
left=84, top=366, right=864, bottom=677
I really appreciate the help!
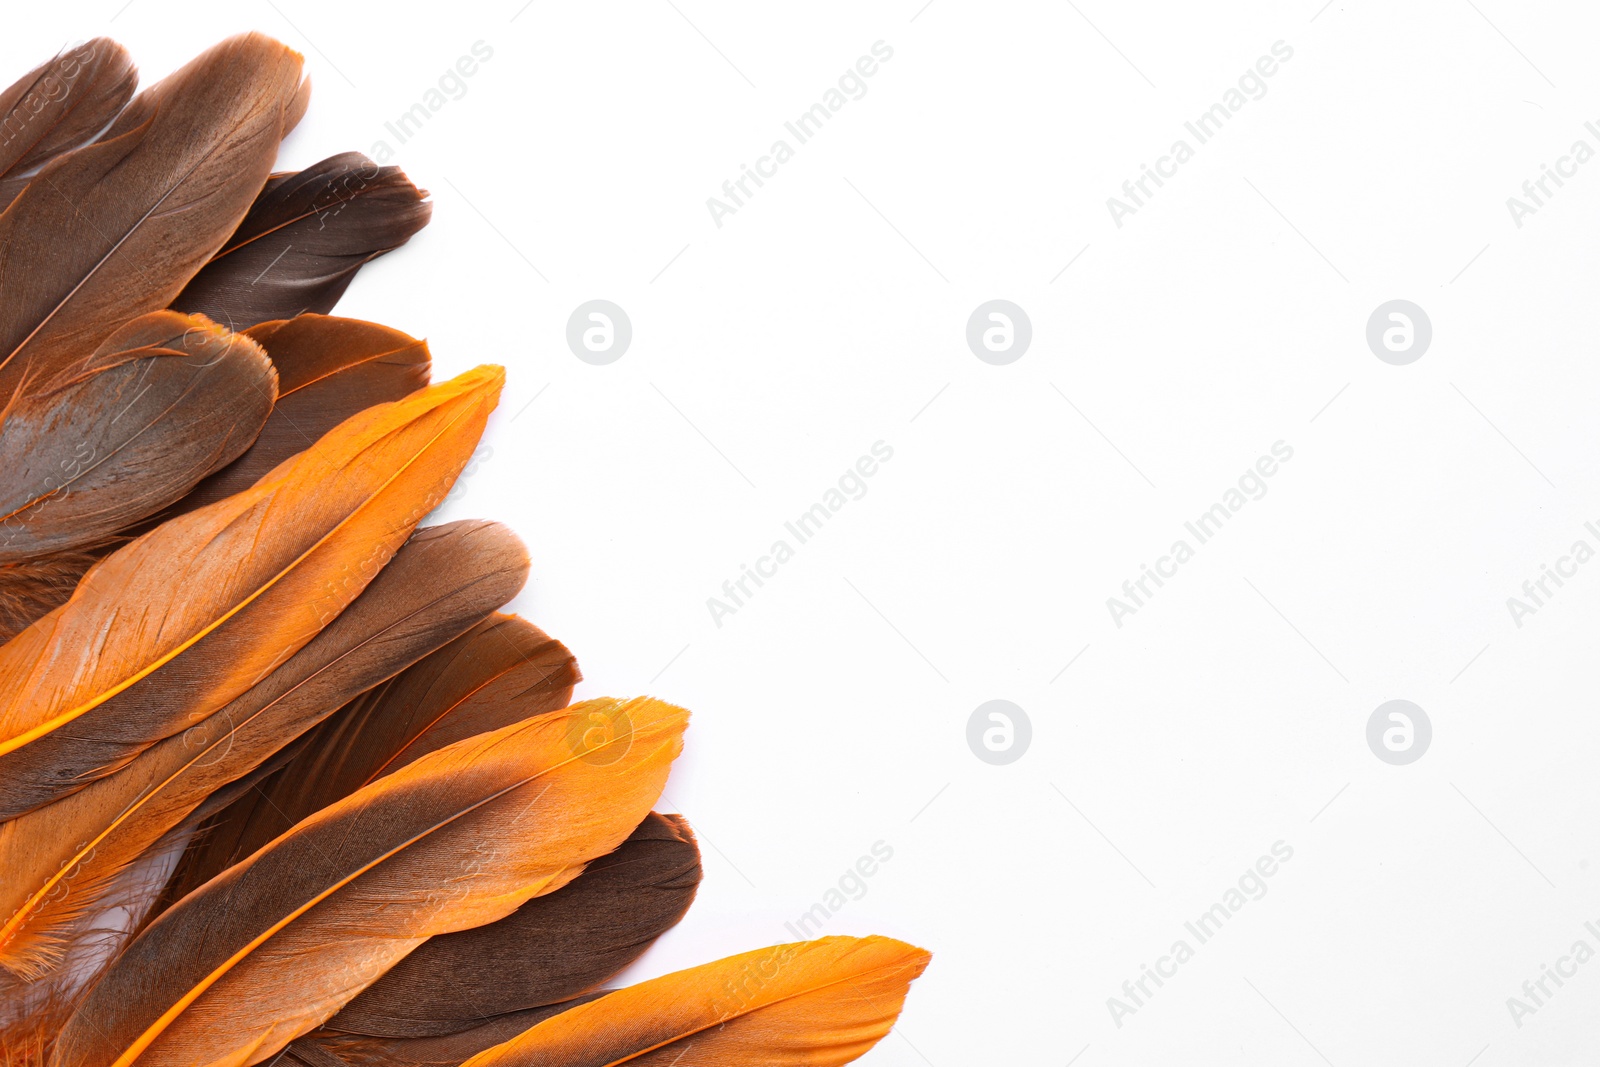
left=171, top=154, right=432, bottom=330
left=461, top=936, right=931, bottom=1067
left=0, top=38, right=137, bottom=209
left=175, top=315, right=431, bottom=515
left=162, top=612, right=576, bottom=899
left=0, top=311, right=276, bottom=562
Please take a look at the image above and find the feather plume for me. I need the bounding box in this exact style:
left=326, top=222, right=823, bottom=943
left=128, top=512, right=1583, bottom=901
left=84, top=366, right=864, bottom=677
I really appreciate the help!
left=172, top=154, right=432, bottom=329
left=0, top=519, right=528, bottom=982
left=0, top=311, right=276, bottom=562
left=460, top=936, right=931, bottom=1067
left=328, top=812, right=702, bottom=1038
left=0, top=33, right=305, bottom=396
left=0, top=365, right=503, bottom=819
left=52, top=697, right=690, bottom=1067
left=0, top=38, right=137, bottom=209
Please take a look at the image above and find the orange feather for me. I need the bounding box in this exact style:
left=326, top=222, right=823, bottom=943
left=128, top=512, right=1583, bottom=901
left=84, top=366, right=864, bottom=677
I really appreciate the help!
left=460, top=935, right=931, bottom=1067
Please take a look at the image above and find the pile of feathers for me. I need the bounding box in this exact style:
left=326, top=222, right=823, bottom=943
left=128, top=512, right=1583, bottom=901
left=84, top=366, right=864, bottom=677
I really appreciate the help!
left=0, top=32, right=928, bottom=1067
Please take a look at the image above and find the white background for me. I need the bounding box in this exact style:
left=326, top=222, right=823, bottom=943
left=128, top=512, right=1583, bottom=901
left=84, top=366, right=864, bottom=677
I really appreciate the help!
left=13, top=1, right=1600, bottom=1063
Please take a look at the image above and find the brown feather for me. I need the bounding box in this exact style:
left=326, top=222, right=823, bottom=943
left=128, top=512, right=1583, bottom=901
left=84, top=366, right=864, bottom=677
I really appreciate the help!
left=0, top=311, right=276, bottom=562
left=175, top=315, right=431, bottom=514
left=0, top=38, right=136, bottom=209
left=285, top=1003, right=601, bottom=1067
left=0, top=314, right=430, bottom=636
left=328, top=812, right=702, bottom=1037
left=171, top=154, right=432, bottom=330
left=0, top=33, right=305, bottom=397
left=162, top=612, right=576, bottom=901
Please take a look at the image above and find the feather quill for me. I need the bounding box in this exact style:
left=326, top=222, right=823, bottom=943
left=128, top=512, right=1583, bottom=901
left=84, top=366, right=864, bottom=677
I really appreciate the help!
left=328, top=812, right=702, bottom=1037
left=0, top=33, right=305, bottom=396
left=171, top=154, right=432, bottom=329
left=0, top=38, right=137, bottom=209
left=0, top=519, right=529, bottom=981
left=460, top=936, right=931, bottom=1067
left=52, top=696, right=690, bottom=1067
left=0, top=311, right=276, bottom=562
left=0, top=365, right=503, bottom=819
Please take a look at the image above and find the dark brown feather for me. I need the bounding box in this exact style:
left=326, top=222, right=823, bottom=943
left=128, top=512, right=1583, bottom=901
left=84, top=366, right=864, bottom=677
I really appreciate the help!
left=171, top=153, right=432, bottom=330
left=306, top=613, right=581, bottom=784
left=285, top=1002, right=599, bottom=1067
left=327, top=813, right=702, bottom=1038
left=174, top=315, right=431, bottom=514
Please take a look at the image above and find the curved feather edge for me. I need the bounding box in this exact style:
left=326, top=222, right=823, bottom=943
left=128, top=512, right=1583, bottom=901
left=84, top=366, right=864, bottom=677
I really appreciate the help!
left=166, top=314, right=433, bottom=516
left=171, top=154, right=432, bottom=330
